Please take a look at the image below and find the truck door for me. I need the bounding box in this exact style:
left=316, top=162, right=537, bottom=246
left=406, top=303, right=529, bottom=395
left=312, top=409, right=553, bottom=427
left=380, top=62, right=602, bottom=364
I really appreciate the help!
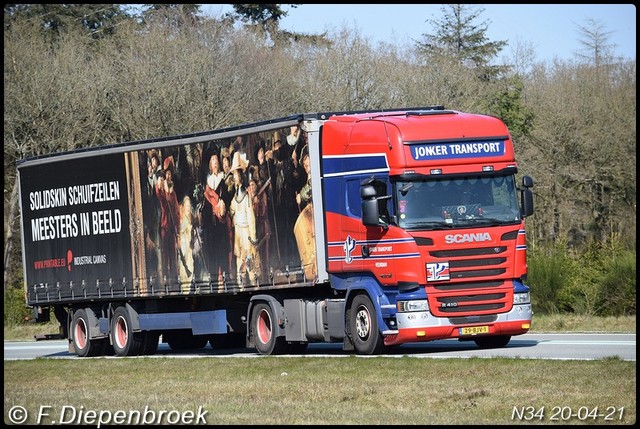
left=340, top=177, right=365, bottom=272
left=358, top=176, right=396, bottom=285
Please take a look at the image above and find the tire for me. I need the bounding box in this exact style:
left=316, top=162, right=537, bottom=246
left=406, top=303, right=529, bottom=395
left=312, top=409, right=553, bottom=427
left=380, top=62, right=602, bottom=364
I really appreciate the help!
left=284, top=342, right=308, bottom=354
left=209, top=332, right=246, bottom=350
left=141, top=331, right=160, bottom=355
left=165, top=330, right=209, bottom=350
left=101, top=341, right=115, bottom=356
left=110, top=306, right=143, bottom=356
left=473, top=335, right=511, bottom=349
left=251, top=302, right=286, bottom=355
left=71, top=309, right=104, bottom=357
left=349, top=294, right=384, bottom=355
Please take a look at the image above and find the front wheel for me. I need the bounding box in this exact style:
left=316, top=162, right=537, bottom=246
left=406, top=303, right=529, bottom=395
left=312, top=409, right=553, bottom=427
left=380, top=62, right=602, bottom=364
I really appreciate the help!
left=251, top=302, right=286, bottom=355
left=349, top=294, right=384, bottom=355
left=474, top=335, right=511, bottom=349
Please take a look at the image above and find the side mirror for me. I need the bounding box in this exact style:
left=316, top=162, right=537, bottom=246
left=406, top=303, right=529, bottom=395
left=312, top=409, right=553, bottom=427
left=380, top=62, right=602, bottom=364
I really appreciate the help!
left=520, top=188, right=534, bottom=217
left=360, top=184, right=376, bottom=199
left=362, top=199, right=381, bottom=226
left=361, top=181, right=390, bottom=228
left=520, top=175, right=534, bottom=217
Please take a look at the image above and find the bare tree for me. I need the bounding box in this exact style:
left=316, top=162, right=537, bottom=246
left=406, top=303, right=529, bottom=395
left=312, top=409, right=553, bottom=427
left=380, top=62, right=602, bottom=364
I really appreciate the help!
left=575, top=18, right=616, bottom=69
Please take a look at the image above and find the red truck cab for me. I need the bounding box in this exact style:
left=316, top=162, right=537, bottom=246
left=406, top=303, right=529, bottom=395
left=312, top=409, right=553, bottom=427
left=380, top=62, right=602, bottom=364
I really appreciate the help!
left=320, top=107, right=534, bottom=350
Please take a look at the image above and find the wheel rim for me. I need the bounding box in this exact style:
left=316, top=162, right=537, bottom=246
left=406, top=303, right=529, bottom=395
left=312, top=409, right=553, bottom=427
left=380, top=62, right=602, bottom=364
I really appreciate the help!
left=355, top=305, right=371, bottom=340
left=74, top=317, right=87, bottom=349
left=115, top=316, right=128, bottom=349
left=256, top=309, right=272, bottom=345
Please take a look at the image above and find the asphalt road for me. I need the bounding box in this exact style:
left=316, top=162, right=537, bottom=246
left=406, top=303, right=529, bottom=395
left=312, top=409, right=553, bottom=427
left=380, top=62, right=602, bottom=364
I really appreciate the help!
left=3, top=333, right=635, bottom=361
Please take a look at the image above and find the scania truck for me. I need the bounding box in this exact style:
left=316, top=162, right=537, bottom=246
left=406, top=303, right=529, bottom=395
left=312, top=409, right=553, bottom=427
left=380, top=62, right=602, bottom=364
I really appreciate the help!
left=17, top=106, right=534, bottom=357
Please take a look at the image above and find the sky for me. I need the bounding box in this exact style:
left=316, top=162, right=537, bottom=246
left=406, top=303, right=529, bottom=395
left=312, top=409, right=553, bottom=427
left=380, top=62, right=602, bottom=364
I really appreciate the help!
left=201, top=4, right=636, bottom=62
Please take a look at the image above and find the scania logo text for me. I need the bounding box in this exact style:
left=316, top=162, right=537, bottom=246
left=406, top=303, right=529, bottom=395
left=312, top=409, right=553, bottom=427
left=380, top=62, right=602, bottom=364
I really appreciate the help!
left=444, top=232, right=492, bottom=244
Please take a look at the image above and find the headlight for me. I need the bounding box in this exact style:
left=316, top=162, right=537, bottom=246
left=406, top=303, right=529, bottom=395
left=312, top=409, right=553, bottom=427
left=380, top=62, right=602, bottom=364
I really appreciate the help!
left=397, top=300, right=429, bottom=312
left=513, top=292, right=530, bottom=305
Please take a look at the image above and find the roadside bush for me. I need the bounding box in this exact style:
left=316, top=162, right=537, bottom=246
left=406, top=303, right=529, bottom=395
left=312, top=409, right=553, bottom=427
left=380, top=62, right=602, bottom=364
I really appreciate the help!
left=3, top=286, right=32, bottom=326
left=595, top=250, right=636, bottom=316
left=527, top=242, right=575, bottom=314
left=530, top=239, right=636, bottom=317
left=556, top=274, right=601, bottom=315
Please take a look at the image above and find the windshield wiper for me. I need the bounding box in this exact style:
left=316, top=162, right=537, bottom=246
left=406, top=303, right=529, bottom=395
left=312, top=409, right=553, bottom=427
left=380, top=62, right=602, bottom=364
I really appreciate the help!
left=462, top=217, right=516, bottom=227
left=404, top=221, right=455, bottom=229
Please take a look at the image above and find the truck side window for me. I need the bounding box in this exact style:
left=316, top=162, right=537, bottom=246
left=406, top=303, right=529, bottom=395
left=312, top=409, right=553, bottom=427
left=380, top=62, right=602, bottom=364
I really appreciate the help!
left=346, top=179, right=362, bottom=217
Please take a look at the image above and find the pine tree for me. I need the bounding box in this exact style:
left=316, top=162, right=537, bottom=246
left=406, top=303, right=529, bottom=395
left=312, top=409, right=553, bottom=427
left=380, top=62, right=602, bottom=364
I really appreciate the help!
left=417, top=4, right=508, bottom=80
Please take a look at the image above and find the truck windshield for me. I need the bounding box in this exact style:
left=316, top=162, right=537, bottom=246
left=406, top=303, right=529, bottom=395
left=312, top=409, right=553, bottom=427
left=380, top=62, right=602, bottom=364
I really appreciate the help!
left=395, top=175, right=521, bottom=230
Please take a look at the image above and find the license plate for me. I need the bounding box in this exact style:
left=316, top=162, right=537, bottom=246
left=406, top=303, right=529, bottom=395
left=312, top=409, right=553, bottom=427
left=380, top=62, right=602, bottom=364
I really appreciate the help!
left=459, top=325, right=489, bottom=335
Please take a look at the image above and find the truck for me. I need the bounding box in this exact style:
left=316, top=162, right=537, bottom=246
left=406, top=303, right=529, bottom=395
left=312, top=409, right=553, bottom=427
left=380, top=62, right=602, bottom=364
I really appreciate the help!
left=17, top=106, right=535, bottom=357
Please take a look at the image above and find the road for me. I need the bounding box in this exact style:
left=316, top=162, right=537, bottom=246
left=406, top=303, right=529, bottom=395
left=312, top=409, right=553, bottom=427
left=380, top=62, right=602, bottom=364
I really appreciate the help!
left=4, top=333, right=635, bottom=361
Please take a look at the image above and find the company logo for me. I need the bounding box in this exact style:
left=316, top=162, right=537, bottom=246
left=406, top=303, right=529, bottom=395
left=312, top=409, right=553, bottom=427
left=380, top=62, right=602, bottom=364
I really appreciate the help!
left=62, top=249, right=108, bottom=271
left=343, top=235, right=356, bottom=264
left=444, top=232, right=492, bottom=244
left=411, top=141, right=505, bottom=161
left=427, top=262, right=450, bottom=281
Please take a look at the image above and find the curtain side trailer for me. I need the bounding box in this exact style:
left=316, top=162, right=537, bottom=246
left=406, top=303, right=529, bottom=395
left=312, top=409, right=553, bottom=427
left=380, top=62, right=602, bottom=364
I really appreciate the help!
left=17, top=107, right=534, bottom=356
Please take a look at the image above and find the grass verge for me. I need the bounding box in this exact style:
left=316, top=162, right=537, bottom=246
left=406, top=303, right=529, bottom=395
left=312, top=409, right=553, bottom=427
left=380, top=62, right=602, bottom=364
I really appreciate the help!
left=4, top=357, right=635, bottom=425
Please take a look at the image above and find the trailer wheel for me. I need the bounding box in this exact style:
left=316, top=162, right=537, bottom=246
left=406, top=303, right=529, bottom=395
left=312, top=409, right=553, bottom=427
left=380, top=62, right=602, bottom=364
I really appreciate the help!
left=209, top=333, right=246, bottom=350
left=349, top=294, right=384, bottom=355
left=141, top=332, right=160, bottom=355
left=473, top=335, right=511, bottom=349
left=71, top=309, right=102, bottom=357
left=165, top=330, right=209, bottom=350
left=110, top=306, right=143, bottom=356
left=284, top=342, right=308, bottom=354
left=251, top=302, right=286, bottom=355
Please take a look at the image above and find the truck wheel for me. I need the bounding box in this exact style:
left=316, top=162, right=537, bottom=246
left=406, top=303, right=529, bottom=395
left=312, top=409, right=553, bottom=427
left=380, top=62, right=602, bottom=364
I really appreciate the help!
left=101, top=341, right=115, bottom=356
left=284, top=342, right=308, bottom=354
left=209, top=333, right=246, bottom=350
left=251, top=302, right=286, bottom=355
left=349, top=294, right=384, bottom=355
left=141, top=332, right=160, bottom=355
left=473, top=335, right=511, bottom=349
left=71, top=309, right=102, bottom=357
left=110, top=306, right=143, bottom=356
left=165, top=331, right=208, bottom=350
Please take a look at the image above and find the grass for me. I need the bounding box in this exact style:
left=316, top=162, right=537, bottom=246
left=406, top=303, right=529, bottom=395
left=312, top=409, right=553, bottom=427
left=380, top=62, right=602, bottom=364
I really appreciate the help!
left=4, top=357, right=636, bottom=425
left=4, top=315, right=636, bottom=425
left=530, top=314, right=636, bottom=333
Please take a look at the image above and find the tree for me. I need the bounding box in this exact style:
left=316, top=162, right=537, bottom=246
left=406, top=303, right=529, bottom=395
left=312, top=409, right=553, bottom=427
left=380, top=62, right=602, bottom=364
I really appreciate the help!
left=576, top=18, right=616, bottom=67
left=225, top=4, right=327, bottom=45
left=227, top=4, right=292, bottom=38
left=486, top=75, right=535, bottom=141
left=4, top=4, right=131, bottom=38
left=138, top=4, right=202, bottom=27
left=417, top=4, right=508, bottom=80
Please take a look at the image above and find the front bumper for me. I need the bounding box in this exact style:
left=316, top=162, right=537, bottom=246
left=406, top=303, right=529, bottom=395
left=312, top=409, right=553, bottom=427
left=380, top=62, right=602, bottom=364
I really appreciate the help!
left=383, top=303, right=532, bottom=346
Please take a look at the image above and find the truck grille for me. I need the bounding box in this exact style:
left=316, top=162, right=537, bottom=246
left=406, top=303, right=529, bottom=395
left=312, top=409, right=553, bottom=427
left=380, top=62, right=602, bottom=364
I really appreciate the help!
left=426, top=246, right=512, bottom=317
